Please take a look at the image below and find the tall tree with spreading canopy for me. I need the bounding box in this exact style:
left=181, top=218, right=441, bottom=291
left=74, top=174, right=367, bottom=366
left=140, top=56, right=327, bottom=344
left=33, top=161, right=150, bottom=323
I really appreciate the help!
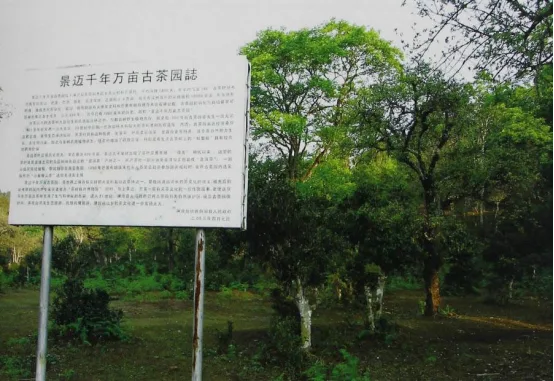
left=356, top=62, right=473, bottom=316
left=241, top=20, right=403, bottom=181
left=242, top=20, right=404, bottom=349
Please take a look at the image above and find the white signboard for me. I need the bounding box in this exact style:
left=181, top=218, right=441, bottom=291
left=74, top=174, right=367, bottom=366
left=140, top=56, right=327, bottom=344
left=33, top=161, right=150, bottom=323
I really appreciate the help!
left=8, top=57, right=250, bottom=228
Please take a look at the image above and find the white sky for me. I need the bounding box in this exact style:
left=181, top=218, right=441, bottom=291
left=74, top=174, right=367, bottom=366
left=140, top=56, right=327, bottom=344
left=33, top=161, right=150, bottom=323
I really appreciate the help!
left=0, top=0, right=428, bottom=192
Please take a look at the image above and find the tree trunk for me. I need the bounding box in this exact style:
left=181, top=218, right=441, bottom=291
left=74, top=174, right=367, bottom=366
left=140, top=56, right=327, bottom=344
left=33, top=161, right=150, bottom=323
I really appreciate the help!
left=508, top=277, right=514, bottom=300
left=11, top=246, right=21, bottom=265
left=478, top=125, right=487, bottom=227
left=423, top=255, right=441, bottom=316
left=422, top=177, right=442, bottom=317
left=375, top=275, right=386, bottom=321
left=293, top=278, right=312, bottom=350
left=363, top=274, right=387, bottom=331
left=494, top=201, right=501, bottom=232
left=167, top=228, right=175, bottom=273
left=363, top=285, right=375, bottom=331
left=478, top=200, right=485, bottom=226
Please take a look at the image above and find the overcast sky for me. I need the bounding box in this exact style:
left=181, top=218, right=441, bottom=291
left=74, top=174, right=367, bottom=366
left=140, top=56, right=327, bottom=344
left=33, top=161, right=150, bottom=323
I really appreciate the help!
left=0, top=0, right=429, bottom=192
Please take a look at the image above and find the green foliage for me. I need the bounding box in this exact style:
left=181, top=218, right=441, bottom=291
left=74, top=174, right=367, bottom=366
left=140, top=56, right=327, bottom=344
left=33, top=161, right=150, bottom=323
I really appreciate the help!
left=261, top=315, right=305, bottom=376
left=0, top=268, right=15, bottom=293
left=50, top=276, right=68, bottom=291
left=215, top=321, right=234, bottom=355
left=58, top=368, right=76, bottom=380
left=330, top=349, right=371, bottom=381
left=304, top=349, right=371, bottom=381
left=115, top=274, right=164, bottom=297
left=242, top=20, right=402, bottom=179
left=0, top=355, right=33, bottom=380
left=52, top=278, right=126, bottom=345
left=346, top=158, right=422, bottom=288
left=305, top=360, right=328, bottom=381
left=125, top=275, right=163, bottom=293
left=5, top=336, right=30, bottom=347
left=438, top=305, right=456, bottom=317
left=157, top=273, right=185, bottom=291
left=228, top=281, right=249, bottom=292
left=519, top=271, right=553, bottom=301
left=175, top=290, right=190, bottom=300
left=439, top=219, right=485, bottom=296
left=83, top=271, right=110, bottom=291
left=219, top=282, right=250, bottom=298
left=418, top=300, right=426, bottom=316
left=253, top=278, right=279, bottom=297
left=297, top=159, right=356, bottom=202
left=357, top=317, right=400, bottom=345
left=426, top=354, right=438, bottom=364
left=387, top=275, right=422, bottom=291
left=51, top=235, right=90, bottom=278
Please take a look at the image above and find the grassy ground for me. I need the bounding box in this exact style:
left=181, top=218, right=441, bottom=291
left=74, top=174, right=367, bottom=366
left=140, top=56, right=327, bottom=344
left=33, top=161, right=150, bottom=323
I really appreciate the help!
left=0, top=288, right=551, bottom=380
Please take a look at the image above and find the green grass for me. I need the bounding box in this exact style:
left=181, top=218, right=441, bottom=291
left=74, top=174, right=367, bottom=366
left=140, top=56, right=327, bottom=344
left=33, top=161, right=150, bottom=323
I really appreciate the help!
left=386, top=274, right=422, bottom=291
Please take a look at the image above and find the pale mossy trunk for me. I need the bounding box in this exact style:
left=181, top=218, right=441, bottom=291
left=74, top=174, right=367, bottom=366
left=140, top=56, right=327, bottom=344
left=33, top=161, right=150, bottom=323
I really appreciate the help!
left=508, top=277, right=514, bottom=300
left=293, top=278, right=314, bottom=350
left=364, top=275, right=386, bottom=331
left=375, top=275, right=386, bottom=320
left=11, top=246, right=22, bottom=265
left=363, top=285, right=375, bottom=331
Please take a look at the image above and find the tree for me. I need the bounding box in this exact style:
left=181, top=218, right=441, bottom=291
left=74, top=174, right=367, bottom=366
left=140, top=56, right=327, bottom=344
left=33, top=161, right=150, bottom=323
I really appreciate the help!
left=242, top=20, right=403, bottom=349
left=356, top=62, right=473, bottom=316
left=409, top=0, right=553, bottom=80
left=241, top=20, right=402, bottom=180
left=422, top=75, right=551, bottom=300
left=344, top=155, right=422, bottom=329
left=0, top=193, right=41, bottom=271
left=247, top=157, right=349, bottom=349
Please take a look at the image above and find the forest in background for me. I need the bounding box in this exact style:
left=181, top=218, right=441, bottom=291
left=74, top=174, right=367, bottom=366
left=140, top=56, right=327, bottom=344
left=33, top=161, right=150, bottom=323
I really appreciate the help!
left=0, top=1, right=552, bottom=379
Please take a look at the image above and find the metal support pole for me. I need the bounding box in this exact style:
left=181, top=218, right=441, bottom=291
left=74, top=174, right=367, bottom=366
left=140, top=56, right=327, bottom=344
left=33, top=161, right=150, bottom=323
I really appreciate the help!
left=192, top=228, right=205, bottom=381
left=36, top=226, right=53, bottom=381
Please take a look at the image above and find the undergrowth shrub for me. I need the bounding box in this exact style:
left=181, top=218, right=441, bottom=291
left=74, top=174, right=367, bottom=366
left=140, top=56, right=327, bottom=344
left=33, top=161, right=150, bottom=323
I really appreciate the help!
left=357, top=317, right=400, bottom=345
left=215, top=321, right=234, bottom=355
left=518, top=270, right=553, bottom=301
left=261, top=288, right=307, bottom=375
left=175, top=290, right=190, bottom=300
left=387, top=274, right=421, bottom=291
left=157, top=273, right=185, bottom=291
left=124, top=275, right=163, bottom=294
left=51, top=278, right=126, bottom=345
left=304, top=349, right=371, bottom=381
left=50, top=276, right=68, bottom=292
left=0, top=354, right=33, bottom=380
left=0, top=268, right=14, bottom=293
left=261, top=315, right=305, bottom=377
left=83, top=271, right=110, bottom=291
left=253, top=278, right=279, bottom=297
